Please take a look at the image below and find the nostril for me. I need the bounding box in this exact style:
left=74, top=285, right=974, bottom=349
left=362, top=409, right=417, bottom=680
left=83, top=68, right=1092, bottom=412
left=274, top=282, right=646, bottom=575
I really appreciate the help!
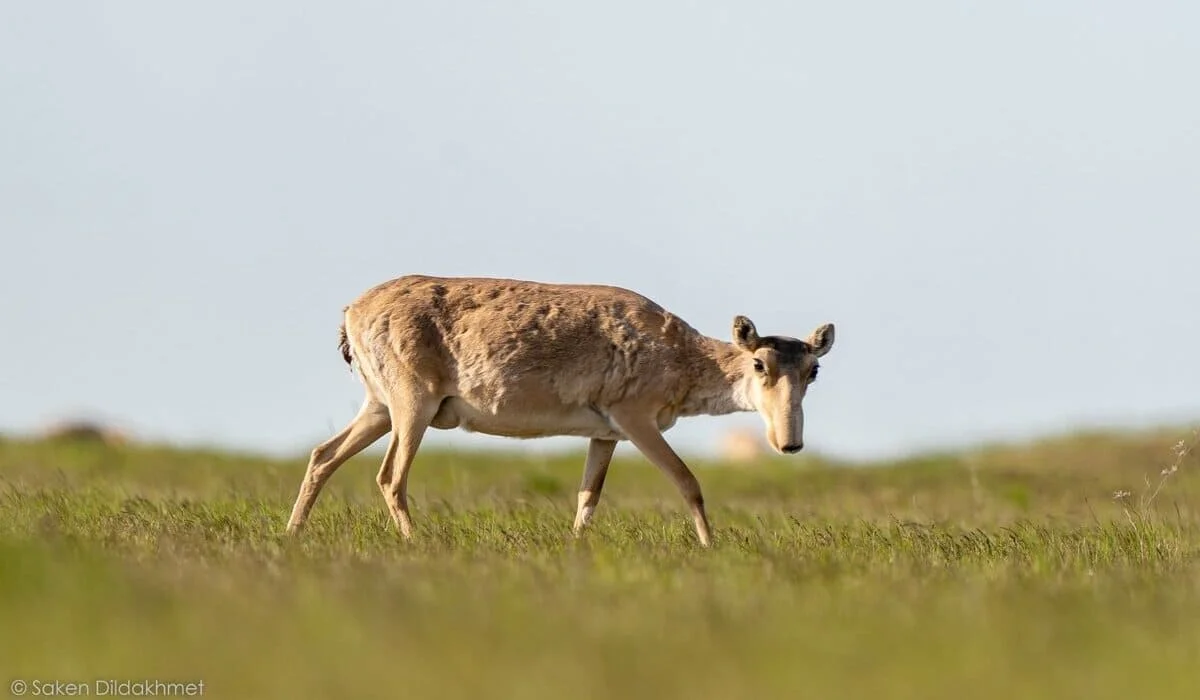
left=781, top=443, right=804, bottom=454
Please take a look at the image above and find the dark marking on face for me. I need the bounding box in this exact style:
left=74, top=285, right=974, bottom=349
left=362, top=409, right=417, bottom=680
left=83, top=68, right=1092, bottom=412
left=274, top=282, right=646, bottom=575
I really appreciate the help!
left=755, top=336, right=811, bottom=363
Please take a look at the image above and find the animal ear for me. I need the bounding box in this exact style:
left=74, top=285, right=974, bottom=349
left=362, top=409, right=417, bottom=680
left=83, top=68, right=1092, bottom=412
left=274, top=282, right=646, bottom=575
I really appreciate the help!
left=732, top=315, right=760, bottom=351
left=807, top=323, right=835, bottom=357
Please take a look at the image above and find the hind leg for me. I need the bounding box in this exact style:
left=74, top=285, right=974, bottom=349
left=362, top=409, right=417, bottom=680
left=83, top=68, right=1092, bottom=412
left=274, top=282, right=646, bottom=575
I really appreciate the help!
left=286, top=397, right=391, bottom=533
left=376, top=392, right=441, bottom=539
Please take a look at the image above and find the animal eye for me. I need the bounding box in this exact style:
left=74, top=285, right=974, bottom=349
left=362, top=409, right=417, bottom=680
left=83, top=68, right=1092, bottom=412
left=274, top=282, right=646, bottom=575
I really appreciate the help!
left=752, top=359, right=766, bottom=374
left=810, top=365, right=820, bottom=382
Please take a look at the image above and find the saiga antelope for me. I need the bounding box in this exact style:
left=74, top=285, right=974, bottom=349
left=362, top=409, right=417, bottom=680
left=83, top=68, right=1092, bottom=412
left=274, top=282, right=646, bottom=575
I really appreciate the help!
left=286, top=275, right=835, bottom=546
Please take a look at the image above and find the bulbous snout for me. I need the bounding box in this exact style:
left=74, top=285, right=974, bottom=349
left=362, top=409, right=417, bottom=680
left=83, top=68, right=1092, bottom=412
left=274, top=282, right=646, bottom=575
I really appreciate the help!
left=757, top=376, right=807, bottom=456
left=764, top=407, right=804, bottom=456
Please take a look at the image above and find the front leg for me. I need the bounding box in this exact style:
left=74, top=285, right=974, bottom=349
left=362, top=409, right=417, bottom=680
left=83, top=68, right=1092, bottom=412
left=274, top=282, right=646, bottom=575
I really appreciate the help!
left=607, top=406, right=713, bottom=547
left=573, top=438, right=618, bottom=534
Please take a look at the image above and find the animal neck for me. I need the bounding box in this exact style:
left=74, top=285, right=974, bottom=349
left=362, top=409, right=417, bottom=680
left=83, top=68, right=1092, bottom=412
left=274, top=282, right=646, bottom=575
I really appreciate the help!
left=678, top=336, right=755, bottom=417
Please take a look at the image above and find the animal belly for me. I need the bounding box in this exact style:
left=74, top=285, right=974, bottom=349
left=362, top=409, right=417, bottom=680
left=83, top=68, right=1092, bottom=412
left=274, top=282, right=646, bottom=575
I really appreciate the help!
left=430, top=397, right=624, bottom=440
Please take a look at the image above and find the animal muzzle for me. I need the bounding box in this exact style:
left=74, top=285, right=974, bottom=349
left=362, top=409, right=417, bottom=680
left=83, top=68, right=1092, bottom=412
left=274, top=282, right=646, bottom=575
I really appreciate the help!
left=769, top=411, right=804, bottom=455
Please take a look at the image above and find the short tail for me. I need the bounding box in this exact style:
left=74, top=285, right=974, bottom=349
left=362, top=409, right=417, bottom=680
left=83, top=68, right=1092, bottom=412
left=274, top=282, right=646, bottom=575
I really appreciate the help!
left=337, top=307, right=353, bottom=369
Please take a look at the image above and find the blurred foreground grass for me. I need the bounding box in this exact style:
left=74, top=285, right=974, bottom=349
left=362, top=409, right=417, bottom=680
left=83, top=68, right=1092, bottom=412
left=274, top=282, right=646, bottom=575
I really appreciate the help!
left=2, top=428, right=1199, bottom=699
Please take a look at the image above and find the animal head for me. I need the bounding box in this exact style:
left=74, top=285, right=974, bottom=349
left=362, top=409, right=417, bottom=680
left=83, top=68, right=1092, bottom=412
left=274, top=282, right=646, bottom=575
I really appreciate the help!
left=731, top=315, right=835, bottom=455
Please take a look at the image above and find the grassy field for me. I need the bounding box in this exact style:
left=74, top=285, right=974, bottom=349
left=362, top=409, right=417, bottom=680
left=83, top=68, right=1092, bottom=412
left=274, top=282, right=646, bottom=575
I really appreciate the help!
left=2, top=427, right=1199, bottom=699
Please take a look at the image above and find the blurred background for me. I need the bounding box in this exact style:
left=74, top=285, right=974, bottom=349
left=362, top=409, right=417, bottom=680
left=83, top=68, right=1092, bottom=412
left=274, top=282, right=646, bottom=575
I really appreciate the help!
left=2, top=1, right=1197, bottom=462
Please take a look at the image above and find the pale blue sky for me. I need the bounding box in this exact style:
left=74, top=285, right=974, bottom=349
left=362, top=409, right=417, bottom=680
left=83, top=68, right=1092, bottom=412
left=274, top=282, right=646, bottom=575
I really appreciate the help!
left=2, top=1, right=1197, bottom=461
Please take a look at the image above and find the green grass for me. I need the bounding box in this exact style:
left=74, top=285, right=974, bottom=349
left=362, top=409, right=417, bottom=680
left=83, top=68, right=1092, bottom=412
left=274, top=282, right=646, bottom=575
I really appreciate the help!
left=2, top=428, right=1199, bottom=699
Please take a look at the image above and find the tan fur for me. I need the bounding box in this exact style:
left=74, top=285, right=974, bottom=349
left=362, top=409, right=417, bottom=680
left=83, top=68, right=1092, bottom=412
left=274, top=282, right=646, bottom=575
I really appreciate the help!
left=286, top=274, right=835, bottom=546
